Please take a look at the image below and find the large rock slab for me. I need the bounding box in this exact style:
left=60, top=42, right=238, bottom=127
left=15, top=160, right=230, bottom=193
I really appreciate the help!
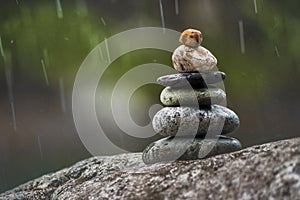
left=1, top=138, right=300, bottom=200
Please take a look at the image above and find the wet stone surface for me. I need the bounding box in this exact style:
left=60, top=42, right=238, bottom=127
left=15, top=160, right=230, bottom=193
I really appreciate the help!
left=157, top=71, right=226, bottom=89
left=160, top=86, right=226, bottom=106
left=2, top=138, right=300, bottom=200
left=142, top=136, right=242, bottom=164
left=172, top=45, right=218, bottom=72
left=152, top=105, right=240, bottom=137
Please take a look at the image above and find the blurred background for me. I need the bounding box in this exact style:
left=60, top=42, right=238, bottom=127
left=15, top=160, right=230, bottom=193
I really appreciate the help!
left=1, top=0, right=300, bottom=193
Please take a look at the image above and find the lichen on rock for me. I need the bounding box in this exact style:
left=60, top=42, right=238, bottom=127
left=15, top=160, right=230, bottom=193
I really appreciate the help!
left=1, top=138, right=300, bottom=200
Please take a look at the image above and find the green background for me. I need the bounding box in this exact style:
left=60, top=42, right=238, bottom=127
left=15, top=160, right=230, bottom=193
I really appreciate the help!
left=1, top=0, right=300, bottom=193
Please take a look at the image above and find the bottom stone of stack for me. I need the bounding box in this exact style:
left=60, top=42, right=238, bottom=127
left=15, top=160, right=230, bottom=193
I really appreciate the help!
left=142, top=136, right=241, bottom=164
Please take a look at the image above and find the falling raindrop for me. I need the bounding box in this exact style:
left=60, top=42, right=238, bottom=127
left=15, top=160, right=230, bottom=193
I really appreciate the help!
left=42, top=48, right=50, bottom=67
left=159, top=0, right=165, bottom=32
left=56, top=0, right=64, bottom=19
left=101, top=17, right=106, bottom=26
left=10, top=102, right=17, bottom=132
left=253, top=0, right=258, bottom=14
left=4, top=51, right=17, bottom=131
left=274, top=45, right=280, bottom=57
left=0, top=36, right=4, bottom=58
left=98, top=45, right=104, bottom=61
left=41, top=59, right=49, bottom=86
left=16, top=0, right=19, bottom=5
left=76, top=0, right=88, bottom=17
left=239, top=20, right=246, bottom=54
left=59, top=77, right=66, bottom=113
left=104, top=38, right=111, bottom=63
left=175, top=0, right=179, bottom=15
left=37, top=136, right=44, bottom=160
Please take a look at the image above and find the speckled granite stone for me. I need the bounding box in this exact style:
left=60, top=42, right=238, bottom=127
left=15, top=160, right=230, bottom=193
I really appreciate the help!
left=152, top=105, right=239, bottom=137
left=142, top=136, right=242, bottom=164
left=160, top=86, right=226, bottom=106
left=172, top=45, right=217, bottom=72
left=157, top=71, right=225, bottom=89
left=2, top=138, right=300, bottom=199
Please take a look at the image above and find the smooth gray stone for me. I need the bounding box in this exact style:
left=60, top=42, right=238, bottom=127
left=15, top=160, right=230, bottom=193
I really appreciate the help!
left=157, top=72, right=226, bottom=88
left=152, top=105, right=239, bottom=137
left=160, top=86, right=226, bottom=106
left=142, top=136, right=242, bottom=164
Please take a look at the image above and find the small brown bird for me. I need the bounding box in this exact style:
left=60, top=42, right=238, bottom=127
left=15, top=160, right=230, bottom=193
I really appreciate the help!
left=172, top=28, right=217, bottom=72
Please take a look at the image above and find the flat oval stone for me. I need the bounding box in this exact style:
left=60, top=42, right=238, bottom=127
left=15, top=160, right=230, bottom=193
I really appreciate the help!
left=142, top=136, right=242, bottom=164
left=172, top=45, right=217, bottom=72
left=152, top=105, right=239, bottom=137
left=160, top=87, right=226, bottom=106
left=157, top=72, right=226, bottom=89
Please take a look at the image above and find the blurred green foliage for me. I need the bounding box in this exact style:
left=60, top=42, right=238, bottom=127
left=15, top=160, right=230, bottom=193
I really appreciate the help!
left=1, top=0, right=299, bottom=99
left=1, top=2, right=106, bottom=84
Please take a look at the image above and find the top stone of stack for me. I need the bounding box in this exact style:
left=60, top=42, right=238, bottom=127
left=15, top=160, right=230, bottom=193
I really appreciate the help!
left=172, top=29, right=217, bottom=72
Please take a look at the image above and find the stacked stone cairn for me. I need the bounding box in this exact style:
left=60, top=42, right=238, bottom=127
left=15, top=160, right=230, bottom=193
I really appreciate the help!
left=142, top=29, right=241, bottom=164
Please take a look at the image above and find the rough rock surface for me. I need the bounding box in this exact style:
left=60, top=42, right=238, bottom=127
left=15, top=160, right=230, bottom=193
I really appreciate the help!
left=1, top=138, right=300, bottom=200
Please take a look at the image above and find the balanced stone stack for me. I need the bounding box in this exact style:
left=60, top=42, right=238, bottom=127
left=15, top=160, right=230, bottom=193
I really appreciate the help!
left=142, top=29, right=241, bottom=164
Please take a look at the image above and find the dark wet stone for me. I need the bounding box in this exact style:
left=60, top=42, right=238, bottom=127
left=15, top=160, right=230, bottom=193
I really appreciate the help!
left=160, top=86, right=226, bottom=106
left=157, top=71, right=226, bottom=89
left=152, top=105, right=239, bottom=137
left=142, top=136, right=242, bottom=164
